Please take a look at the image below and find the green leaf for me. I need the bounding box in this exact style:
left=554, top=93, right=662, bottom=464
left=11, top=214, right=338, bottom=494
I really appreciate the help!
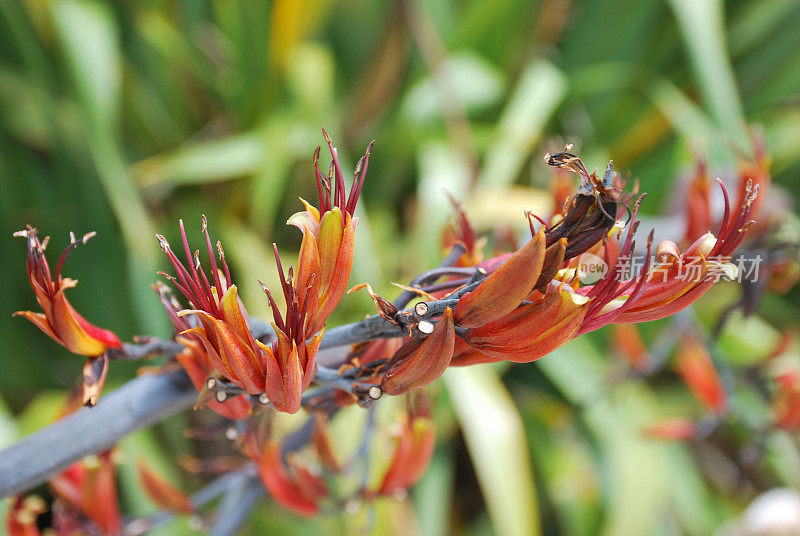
left=400, top=53, right=505, bottom=124
left=667, top=0, right=747, bottom=150
left=479, top=60, right=566, bottom=187
left=444, top=365, right=541, bottom=536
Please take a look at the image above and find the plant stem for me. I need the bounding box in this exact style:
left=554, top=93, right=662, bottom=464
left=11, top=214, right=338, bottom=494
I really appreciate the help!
left=0, top=369, right=196, bottom=498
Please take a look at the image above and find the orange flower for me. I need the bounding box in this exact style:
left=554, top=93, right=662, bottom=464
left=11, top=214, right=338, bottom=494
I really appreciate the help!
left=49, top=451, right=121, bottom=535
left=615, top=180, right=757, bottom=324
left=454, top=229, right=546, bottom=328
left=287, top=128, right=373, bottom=337
left=675, top=334, right=727, bottom=415
left=378, top=396, right=436, bottom=497
left=157, top=218, right=267, bottom=395
left=243, top=422, right=328, bottom=517
left=14, top=227, right=121, bottom=406
left=461, top=281, right=587, bottom=362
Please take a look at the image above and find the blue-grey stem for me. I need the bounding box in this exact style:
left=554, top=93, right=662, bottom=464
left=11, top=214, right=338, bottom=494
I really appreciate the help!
left=0, top=369, right=196, bottom=498
left=210, top=474, right=265, bottom=536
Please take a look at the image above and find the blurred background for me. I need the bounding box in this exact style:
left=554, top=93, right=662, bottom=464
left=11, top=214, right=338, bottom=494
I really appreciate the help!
left=2, top=0, right=800, bottom=534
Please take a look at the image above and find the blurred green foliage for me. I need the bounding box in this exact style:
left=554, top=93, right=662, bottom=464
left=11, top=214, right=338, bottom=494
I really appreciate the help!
left=2, top=0, right=800, bottom=535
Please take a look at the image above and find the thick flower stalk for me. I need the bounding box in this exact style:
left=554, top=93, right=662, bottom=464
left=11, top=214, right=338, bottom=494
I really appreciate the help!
left=287, top=128, right=373, bottom=337
left=13, top=226, right=122, bottom=406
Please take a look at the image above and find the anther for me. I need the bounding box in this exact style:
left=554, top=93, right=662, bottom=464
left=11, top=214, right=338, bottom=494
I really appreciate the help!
left=155, top=234, right=170, bottom=252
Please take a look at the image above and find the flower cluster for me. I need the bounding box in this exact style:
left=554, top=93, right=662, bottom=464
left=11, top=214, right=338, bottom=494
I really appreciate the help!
left=369, top=149, right=758, bottom=394
left=13, top=227, right=122, bottom=406
left=156, top=131, right=373, bottom=413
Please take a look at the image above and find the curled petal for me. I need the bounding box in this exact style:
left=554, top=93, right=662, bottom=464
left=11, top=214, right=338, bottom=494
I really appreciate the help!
left=382, top=309, right=456, bottom=395
left=50, top=282, right=121, bottom=356
left=13, top=311, right=60, bottom=344
left=455, top=229, right=546, bottom=328
left=348, top=283, right=398, bottom=324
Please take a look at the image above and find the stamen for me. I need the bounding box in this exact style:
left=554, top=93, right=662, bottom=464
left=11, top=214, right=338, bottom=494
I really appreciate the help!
left=321, top=126, right=346, bottom=210
left=217, top=240, right=232, bottom=291
left=201, top=215, right=224, bottom=306
left=179, top=219, right=203, bottom=290
left=259, top=279, right=286, bottom=332
left=313, top=146, right=325, bottom=211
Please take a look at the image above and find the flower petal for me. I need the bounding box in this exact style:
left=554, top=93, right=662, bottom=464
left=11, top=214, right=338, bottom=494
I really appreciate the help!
left=382, top=308, right=456, bottom=395
left=455, top=229, right=546, bottom=328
